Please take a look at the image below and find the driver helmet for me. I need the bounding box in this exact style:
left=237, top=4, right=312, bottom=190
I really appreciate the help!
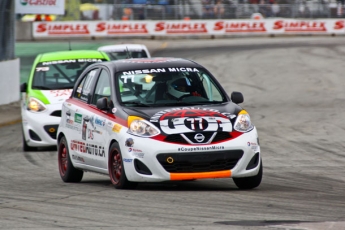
left=166, top=76, right=192, bottom=99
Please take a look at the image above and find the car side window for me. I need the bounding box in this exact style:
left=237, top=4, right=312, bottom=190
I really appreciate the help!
left=91, top=69, right=111, bottom=105
left=74, top=69, right=98, bottom=102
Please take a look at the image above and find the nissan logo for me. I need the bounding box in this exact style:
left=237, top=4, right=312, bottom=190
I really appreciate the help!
left=194, top=133, right=205, bottom=142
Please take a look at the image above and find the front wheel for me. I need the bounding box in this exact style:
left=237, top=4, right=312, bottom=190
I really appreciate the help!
left=108, top=142, right=138, bottom=189
left=58, top=136, right=83, bottom=183
left=233, top=159, right=263, bottom=190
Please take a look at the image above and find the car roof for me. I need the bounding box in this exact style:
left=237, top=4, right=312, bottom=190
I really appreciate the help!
left=101, top=57, right=203, bottom=72
left=37, top=50, right=110, bottom=62
left=97, top=44, right=148, bottom=52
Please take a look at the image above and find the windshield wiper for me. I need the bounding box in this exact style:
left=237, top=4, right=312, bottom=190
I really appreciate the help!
left=122, top=102, right=150, bottom=107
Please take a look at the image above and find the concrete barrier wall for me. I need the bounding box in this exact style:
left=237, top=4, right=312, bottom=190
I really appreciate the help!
left=0, top=59, right=20, bottom=105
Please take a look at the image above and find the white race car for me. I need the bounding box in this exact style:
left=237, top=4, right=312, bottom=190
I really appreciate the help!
left=97, top=44, right=151, bottom=60
left=57, top=57, right=262, bottom=190
left=20, top=50, right=110, bottom=151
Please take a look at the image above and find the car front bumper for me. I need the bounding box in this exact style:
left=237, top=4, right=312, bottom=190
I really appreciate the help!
left=119, top=127, right=261, bottom=182
left=21, top=103, right=62, bottom=148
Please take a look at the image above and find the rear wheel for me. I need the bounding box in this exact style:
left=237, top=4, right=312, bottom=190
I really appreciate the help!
left=58, top=136, right=83, bottom=183
left=233, top=159, right=263, bottom=190
left=108, top=142, right=137, bottom=189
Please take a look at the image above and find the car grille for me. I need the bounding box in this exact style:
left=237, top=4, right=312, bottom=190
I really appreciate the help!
left=43, top=125, right=59, bottom=140
left=164, top=132, right=232, bottom=144
left=156, top=150, right=243, bottom=173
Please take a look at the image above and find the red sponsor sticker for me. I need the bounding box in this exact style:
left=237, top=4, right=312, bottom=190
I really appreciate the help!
left=155, top=22, right=208, bottom=34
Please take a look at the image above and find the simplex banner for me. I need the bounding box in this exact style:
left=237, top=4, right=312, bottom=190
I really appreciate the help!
left=15, top=0, right=65, bottom=15
left=32, top=19, right=345, bottom=37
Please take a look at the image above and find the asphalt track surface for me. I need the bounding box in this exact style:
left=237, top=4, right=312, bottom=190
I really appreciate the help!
left=1, top=37, right=345, bottom=230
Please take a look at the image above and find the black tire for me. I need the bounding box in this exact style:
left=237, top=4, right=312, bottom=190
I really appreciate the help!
left=233, top=159, right=263, bottom=190
left=58, top=136, right=83, bottom=183
left=22, top=129, right=37, bottom=152
left=108, top=142, right=138, bottom=189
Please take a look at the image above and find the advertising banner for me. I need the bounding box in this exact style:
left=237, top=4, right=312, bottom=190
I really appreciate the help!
left=15, top=0, right=65, bottom=15
left=32, top=19, right=345, bottom=38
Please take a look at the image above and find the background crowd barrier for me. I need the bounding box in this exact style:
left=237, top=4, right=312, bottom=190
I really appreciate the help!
left=25, top=19, right=345, bottom=40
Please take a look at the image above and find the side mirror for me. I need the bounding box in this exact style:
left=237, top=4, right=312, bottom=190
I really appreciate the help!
left=20, top=82, right=27, bottom=93
left=96, top=97, right=112, bottom=112
left=231, top=91, right=244, bottom=104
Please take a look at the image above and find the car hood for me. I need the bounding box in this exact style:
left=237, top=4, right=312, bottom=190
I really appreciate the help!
left=122, top=103, right=242, bottom=134
left=36, top=89, right=73, bottom=105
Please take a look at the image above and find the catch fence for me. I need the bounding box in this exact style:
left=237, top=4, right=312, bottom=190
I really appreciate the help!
left=77, top=3, right=345, bottom=21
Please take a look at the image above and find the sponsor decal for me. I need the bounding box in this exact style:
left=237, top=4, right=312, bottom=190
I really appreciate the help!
left=150, top=108, right=234, bottom=135
left=49, top=89, right=72, bottom=97
left=123, top=158, right=133, bottom=163
left=155, top=22, right=208, bottom=34
left=273, top=20, right=326, bottom=32
left=66, top=119, right=73, bottom=125
left=75, top=113, right=82, bottom=124
left=87, top=128, right=94, bottom=140
left=128, top=148, right=142, bottom=153
left=92, top=129, right=102, bottom=135
left=178, top=146, right=225, bottom=151
left=133, top=152, right=144, bottom=158
left=42, top=60, right=76, bottom=65
left=96, top=22, right=148, bottom=34
left=21, top=0, right=57, bottom=6
left=106, top=121, right=113, bottom=128
left=70, top=140, right=105, bottom=157
left=122, top=68, right=199, bottom=76
left=35, top=67, right=49, bottom=71
left=334, top=20, right=345, bottom=30
left=125, top=138, right=134, bottom=147
left=66, top=123, right=79, bottom=131
left=36, top=23, right=90, bottom=35
left=247, top=142, right=258, bottom=151
left=86, top=144, right=105, bottom=157
left=112, top=123, right=122, bottom=133
left=214, top=21, right=266, bottom=33
left=72, top=154, right=85, bottom=163
left=71, top=140, right=87, bottom=153
left=82, top=116, right=90, bottom=140
left=94, top=116, right=105, bottom=127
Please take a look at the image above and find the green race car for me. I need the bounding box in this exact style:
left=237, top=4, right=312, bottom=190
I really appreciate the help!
left=20, top=50, right=110, bottom=151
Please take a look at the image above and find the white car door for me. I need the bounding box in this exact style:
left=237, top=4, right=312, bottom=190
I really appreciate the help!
left=67, top=68, right=100, bottom=167
left=88, top=68, right=113, bottom=169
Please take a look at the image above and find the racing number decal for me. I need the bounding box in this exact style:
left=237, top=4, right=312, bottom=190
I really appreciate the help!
left=160, top=116, right=232, bottom=134
left=121, top=75, right=135, bottom=83
left=185, top=118, right=206, bottom=130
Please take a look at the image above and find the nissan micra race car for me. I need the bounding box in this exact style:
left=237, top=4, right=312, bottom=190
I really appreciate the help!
left=20, top=50, right=110, bottom=151
left=57, top=57, right=262, bottom=190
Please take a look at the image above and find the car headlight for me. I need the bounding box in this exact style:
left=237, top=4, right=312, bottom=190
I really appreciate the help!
left=127, top=116, right=160, bottom=137
left=27, top=97, right=46, bottom=112
left=234, top=110, right=253, bottom=132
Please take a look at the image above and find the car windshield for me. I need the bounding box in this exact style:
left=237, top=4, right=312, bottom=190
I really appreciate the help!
left=106, top=51, right=148, bottom=60
left=116, top=67, right=227, bottom=107
left=31, top=58, right=107, bottom=90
